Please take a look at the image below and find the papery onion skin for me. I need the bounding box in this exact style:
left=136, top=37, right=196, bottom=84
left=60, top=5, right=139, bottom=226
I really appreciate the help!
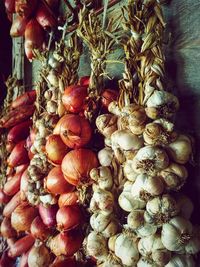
left=0, top=217, right=17, bottom=238
left=101, top=89, right=118, bottom=111
left=48, top=230, right=84, bottom=257
left=3, top=191, right=21, bottom=217
left=58, top=192, right=79, bottom=208
left=7, top=140, right=29, bottom=168
left=38, top=204, right=57, bottom=227
left=45, top=134, right=69, bottom=165
left=46, top=166, right=74, bottom=195
left=10, top=15, right=28, bottom=37
left=28, top=244, right=51, bottom=267
left=36, top=1, right=57, bottom=30
left=8, top=234, right=35, bottom=258
left=11, top=202, right=38, bottom=232
left=0, top=189, right=11, bottom=204
left=15, top=0, right=38, bottom=18
left=30, top=216, right=51, bottom=241
left=53, top=116, right=66, bottom=135
left=50, top=257, right=79, bottom=267
left=59, top=114, right=92, bottom=148
left=56, top=205, right=83, bottom=231
left=62, top=85, right=88, bottom=113
left=24, top=19, right=45, bottom=61
left=62, top=149, right=99, bottom=186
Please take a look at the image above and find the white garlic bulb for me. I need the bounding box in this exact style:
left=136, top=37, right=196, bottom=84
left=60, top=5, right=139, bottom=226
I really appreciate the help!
left=96, top=114, right=118, bottom=138
left=90, top=166, right=113, bottom=190
left=144, top=194, right=179, bottom=226
left=165, top=255, right=195, bottom=267
left=138, top=234, right=171, bottom=266
left=132, top=146, right=169, bottom=175
left=98, top=147, right=114, bottom=166
left=160, top=163, right=188, bottom=191
left=123, top=160, right=138, bottom=182
left=108, top=101, right=121, bottom=116
left=137, top=257, right=159, bottom=267
left=115, top=233, right=139, bottom=266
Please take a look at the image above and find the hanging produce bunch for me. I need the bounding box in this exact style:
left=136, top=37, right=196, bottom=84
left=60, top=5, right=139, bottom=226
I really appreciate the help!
left=0, top=0, right=200, bottom=266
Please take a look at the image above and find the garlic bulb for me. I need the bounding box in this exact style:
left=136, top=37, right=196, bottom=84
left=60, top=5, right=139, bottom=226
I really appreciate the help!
left=98, top=147, right=114, bottom=166
left=90, top=212, right=118, bottom=238
left=47, top=69, right=59, bottom=87
left=166, top=134, right=192, bottom=164
left=131, top=174, right=164, bottom=201
left=161, top=216, right=200, bottom=254
left=137, top=257, right=159, bottom=267
left=175, top=194, right=194, bottom=220
left=165, top=255, right=195, bottom=267
left=46, top=100, right=58, bottom=114
left=111, top=130, right=143, bottom=151
left=123, top=160, right=138, bottom=182
left=127, top=210, right=157, bottom=237
left=115, top=232, right=139, bottom=266
left=160, top=163, right=188, bottom=191
left=145, top=90, right=179, bottom=119
left=132, top=146, right=169, bottom=175
left=86, top=232, right=109, bottom=261
left=118, top=181, right=146, bottom=212
left=144, top=194, right=179, bottom=226
left=108, top=101, right=121, bottom=116
left=90, top=167, right=113, bottom=190
left=138, top=234, right=171, bottom=266
left=96, top=114, right=118, bottom=138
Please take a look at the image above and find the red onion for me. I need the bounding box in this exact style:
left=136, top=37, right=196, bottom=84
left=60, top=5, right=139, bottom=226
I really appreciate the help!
left=4, top=0, right=15, bottom=14
left=56, top=205, right=83, bottom=231
left=7, top=140, right=29, bottom=168
left=3, top=171, right=23, bottom=196
left=101, top=89, right=118, bottom=111
left=39, top=204, right=57, bottom=227
left=0, top=189, right=11, bottom=204
left=0, top=251, right=15, bottom=267
left=28, top=244, right=51, bottom=267
left=15, top=0, right=38, bottom=18
left=19, top=250, right=31, bottom=267
left=0, top=217, right=17, bottom=238
left=10, top=90, right=36, bottom=109
left=15, top=164, right=29, bottom=174
left=58, top=192, right=79, bottom=208
left=10, top=15, right=28, bottom=37
left=7, top=120, right=32, bottom=146
left=30, top=216, right=51, bottom=241
left=3, top=191, right=21, bottom=217
left=79, top=76, right=90, bottom=87
left=36, top=1, right=57, bottom=29
left=8, top=234, right=35, bottom=258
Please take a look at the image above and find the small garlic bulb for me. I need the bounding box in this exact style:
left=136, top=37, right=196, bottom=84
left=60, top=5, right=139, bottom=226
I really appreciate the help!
left=98, top=147, right=114, bottom=166
left=132, top=146, right=169, bottom=175
left=46, top=100, right=58, bottom=114
left=165, top=254, right=195, bottom=267
left=138, top=233, right=171, bottom=266
left=118, top=181, right=146, bottom=212
left=161, top=216, right=200, bottom=254
left=96, top=114, right=118, bottom=138
left=111, top=129, right=143, bottom=151
left=108, top=101, right=121, bottom=116
left=90, top=166, right=113, bottom=190
left=160, top=163, right=188, bottom=191
left=144, top=194, right=179, bottom=226
left=114, top=232, right=139, bottom=266
left=145, top=90, right=179, bottom=119
left=90, top=212, right=118, bottom=238
left=166, top=134, right=192, bottom=164
left=86, top=232, right=109, bottom=261
left=47, top=69, right=59, bottom=87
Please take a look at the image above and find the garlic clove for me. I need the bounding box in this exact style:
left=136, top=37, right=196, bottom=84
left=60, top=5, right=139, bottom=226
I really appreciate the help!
left=96, top=114, right=118, bottom=138
left=98, top=147, right=114, bottom=166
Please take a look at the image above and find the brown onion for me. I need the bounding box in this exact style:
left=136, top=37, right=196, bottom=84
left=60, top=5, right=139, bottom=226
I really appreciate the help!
left=45, top=134, right=69, bottom=165
left=56, top=205, right=83, bottom=231
left=24, top=19, right=45, bottom=61
left=50, top=257, right=79, bottom=267
left=61, top=149, right=99, bottom=186
left=8, top=234, right=35, bottom=258
left=53, top=116, right=67, bottom=135
left=38, top=204, right=57, bottom=227
left=0, top=217, right=17, bottom=238
left=101, top=89, right=118, bottom=111
left=62, top=85, right=88, bottom=113
left=48, top=230, right=83, bottom=257
left=46, top=166, right=74, bottom=195
left=28, top=244, right=51, bottom=267
left=11, top=202, right=38, bottom=232
left=59, top=114, right=92, bottom=149
left=10, top=15, right=28, bottom=37
left=15, top=0, right=38, bottom=18
left=3, top=191, right=21, bottom=218
left=7, top=140, right=29, bottom=167
left=58, top=192, right=79, bottom=208
left=36, top=1, right=57, bottom=30
left=0, top=189, right=11, bottom=204
left=30, top=216, right=51, bottom=241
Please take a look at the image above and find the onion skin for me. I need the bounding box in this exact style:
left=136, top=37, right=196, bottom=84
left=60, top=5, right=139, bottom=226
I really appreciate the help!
left=10, top=15, right=28, bottom=37
left=36, top=1, right=57, bottom=30
left=3, top=191, right=21, bottom=217
left=0, top=189, right=11, bottom=204
left=50, top=257, right=79, bottom=267
left=79, top=76, right=90, bottom=87
left=19, top=250, right=30, bottom=267
left=7, top=140, right=29, bottom=168
left=58, top=192, right=79, bottom=208
left=15, top=164, right=29, bottom=174
left=8, top=234, right=35, bottom=258
left=46, top=166, right=74, bottom=195
left=24, top=19, right=45, bottom=61
left=62, top=149, right=99, bottom=186
left=101, top=89, right=118, bottom=111
left=53, top=116, right=67, bottom=135
left=11, top=202, right=38, bottom=232
left=59, top=114, right=92, bottom=149
left=62, top=85, right=88, bottom=113
left=39, top=204, right=57, bottom=227
left=48, top=230, right=84, bottom=257
left=0, top=217, right=17, bottom=238
left=3, top=171, right=24, bottom=196
left=0, top=251, right=15, bottom=267
left=30, top=216, right=51, bottom=241
left=56, top=205, right=83, bottom=231
left=15, top=0, right=38, bottom=18
left=45, top=135, right=69, bottom=165
left=11, top=91, right=36, bottom=109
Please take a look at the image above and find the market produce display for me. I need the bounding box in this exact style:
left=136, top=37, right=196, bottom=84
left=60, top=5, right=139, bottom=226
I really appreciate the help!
left=0, top=0, right=200, bottom=266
